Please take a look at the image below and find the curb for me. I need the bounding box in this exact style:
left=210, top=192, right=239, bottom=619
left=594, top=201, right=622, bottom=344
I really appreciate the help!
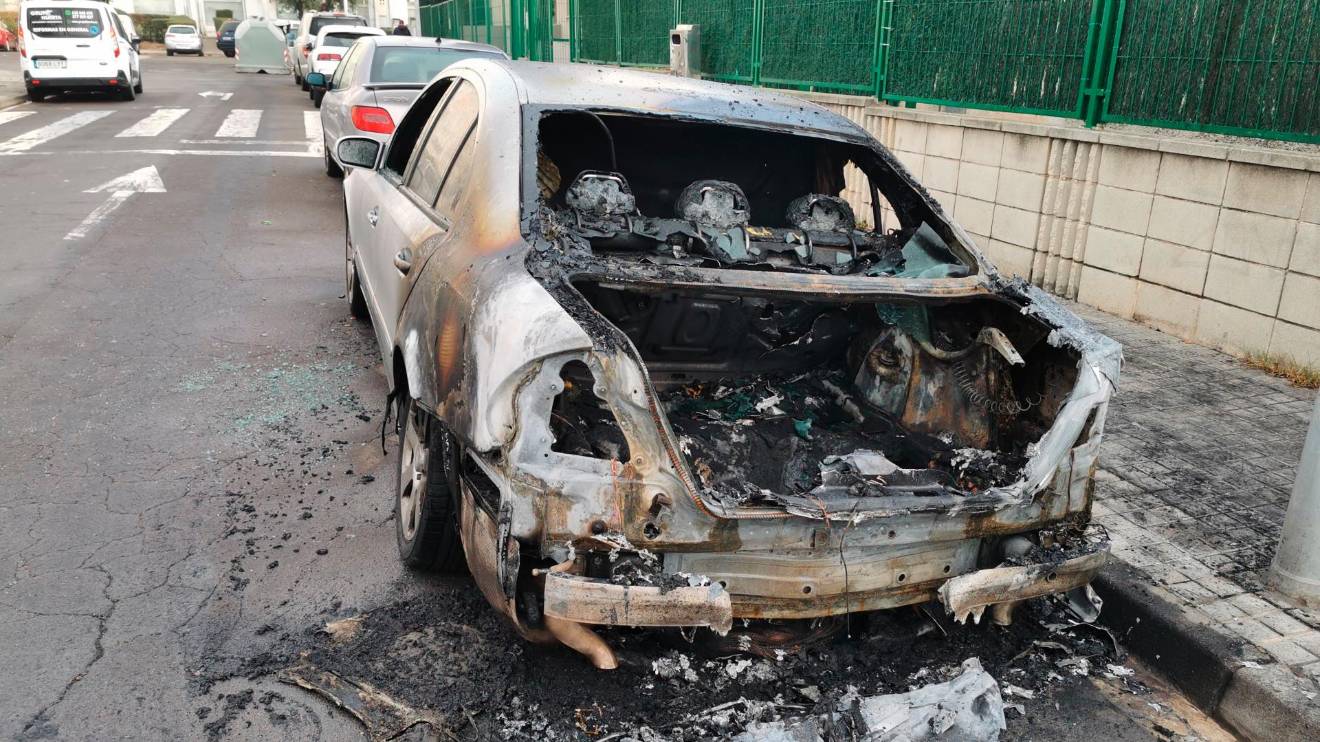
left=1094, top=561, right=1320, bottom=741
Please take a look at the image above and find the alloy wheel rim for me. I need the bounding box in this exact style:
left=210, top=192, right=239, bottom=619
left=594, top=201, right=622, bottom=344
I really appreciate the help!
left=398, top=410, right=427, bottom=542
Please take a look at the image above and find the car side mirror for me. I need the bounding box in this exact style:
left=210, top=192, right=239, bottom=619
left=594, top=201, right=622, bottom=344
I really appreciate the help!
left=306, top=72, right=326, bottom=87
left=131, top=38, right=140, bottom=51
left=336, top=136, right=381, bottom=170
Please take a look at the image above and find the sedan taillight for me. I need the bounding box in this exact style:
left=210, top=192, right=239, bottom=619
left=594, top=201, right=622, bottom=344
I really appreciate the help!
left=317, top=52, right=341, bottom=61
left=350, top=105, right=395, bottom=135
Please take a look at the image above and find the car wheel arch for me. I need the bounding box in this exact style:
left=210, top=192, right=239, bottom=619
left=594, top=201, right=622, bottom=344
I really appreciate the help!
left=391, top=347, right=410, bottom=402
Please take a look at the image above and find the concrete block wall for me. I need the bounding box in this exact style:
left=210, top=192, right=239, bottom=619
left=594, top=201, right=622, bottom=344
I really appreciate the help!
left=800, top=93, right=1320, bottom=368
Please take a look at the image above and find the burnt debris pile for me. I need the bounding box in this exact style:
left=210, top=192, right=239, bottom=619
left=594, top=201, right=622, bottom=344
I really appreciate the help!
left=657, top=371, right=1026, bottom=506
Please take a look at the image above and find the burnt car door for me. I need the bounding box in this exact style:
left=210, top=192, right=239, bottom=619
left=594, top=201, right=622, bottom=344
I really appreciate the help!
left=354, top=77, right=478, bottom=354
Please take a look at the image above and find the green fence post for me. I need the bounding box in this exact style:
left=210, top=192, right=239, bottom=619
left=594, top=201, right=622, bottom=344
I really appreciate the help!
left=1098, top=0, right=1128, bottom=125
left=1082, top=0, right=1120, bottom=127
left=751, top=0, right=763, bottom=86
left=569, top=0, right=577, bottom=61
left=613, top=0, right=622, bottom=64
left=873, top=0, right=891, bottom=100
left=1075, top=0, right=1102, bottom=118
left=511, top=0, right=525, bottom=58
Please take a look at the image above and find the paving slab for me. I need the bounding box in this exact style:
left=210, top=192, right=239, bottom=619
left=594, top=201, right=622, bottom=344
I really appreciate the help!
left=1074, top=302, right=1320, bottom=740
left=0, top=59, right=24, bottom=108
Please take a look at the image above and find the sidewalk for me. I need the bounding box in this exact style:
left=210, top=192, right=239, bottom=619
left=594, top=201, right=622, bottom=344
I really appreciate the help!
left=0, top=61, right=23, bottom=108
left=1075, top=303, right=1320, bottom=738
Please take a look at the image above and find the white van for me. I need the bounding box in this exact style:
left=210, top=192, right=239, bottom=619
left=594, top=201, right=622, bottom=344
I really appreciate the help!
left=291, top=11, right=365, bottom=89
left=18, top=0, right=142, bottom=101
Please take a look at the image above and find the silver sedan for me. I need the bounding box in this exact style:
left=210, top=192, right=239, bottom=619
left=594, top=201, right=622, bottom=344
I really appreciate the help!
left=329, top=60, right=1120, bottom=670
left=311, top=36, right=506, bottom=178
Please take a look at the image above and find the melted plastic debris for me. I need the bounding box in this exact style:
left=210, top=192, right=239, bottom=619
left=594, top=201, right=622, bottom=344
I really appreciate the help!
left=726, top=658, right=1007, bottom=742
left=998, top=277, right=1123, bottom=389
left=659, top=371, right=1026, bottom=506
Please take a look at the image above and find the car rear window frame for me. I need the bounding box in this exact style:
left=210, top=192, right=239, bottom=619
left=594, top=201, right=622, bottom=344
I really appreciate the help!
left=308, top=15, right=365, bottom=36
left=368, top=47, right=503, bottom=85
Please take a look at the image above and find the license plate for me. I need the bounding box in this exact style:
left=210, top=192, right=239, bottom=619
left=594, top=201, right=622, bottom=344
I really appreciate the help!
left=34, top=59, right=67, bottom=69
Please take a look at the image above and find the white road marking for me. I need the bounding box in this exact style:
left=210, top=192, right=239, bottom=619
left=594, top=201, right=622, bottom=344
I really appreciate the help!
left=0, top=111, right=37, bottom=127
left=304, top=111, right=324, bottom=155
left=215, top=109, right=262, bottom=138
left=0, top=110, right=113, bottom=153
left=64, top=166, right=167, bottom=241
left=180, top=139, right=310, bottom=145
left=0, top=148, right=319, bottom=159
left=198, top=91, right=234, bottom=101
left=116, top=108, right=189, bottom=138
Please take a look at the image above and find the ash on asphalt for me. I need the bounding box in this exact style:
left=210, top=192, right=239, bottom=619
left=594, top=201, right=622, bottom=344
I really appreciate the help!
left=243, top=583, right=1142, bottom=741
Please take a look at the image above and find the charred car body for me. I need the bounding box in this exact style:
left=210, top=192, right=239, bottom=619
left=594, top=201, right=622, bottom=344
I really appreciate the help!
left=336, top=61, right=1121, bottom=669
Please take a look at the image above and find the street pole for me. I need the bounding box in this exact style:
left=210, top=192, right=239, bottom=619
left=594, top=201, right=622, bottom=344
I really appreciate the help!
left=1270, top=392, right=1320, bottom=607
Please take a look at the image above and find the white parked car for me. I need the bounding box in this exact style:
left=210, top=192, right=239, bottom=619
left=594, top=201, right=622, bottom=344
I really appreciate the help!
left=291, top=11, right=365, bottom=90
left=18, top=0, right=142, bottom=101
left=115, top=12, right=139, bottom=51
left=164, top=24, right=203, bottom=56
left=306, top=24, right=385, bottom=107
left=311, top=36, right=507, bottom=177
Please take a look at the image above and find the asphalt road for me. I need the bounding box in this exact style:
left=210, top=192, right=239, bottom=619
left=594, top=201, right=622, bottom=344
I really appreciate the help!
left=0, top=52, right=1231, bottom=741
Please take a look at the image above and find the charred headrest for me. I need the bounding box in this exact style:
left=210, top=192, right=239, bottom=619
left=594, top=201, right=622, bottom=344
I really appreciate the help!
left=786, top=194, right=856, bottom=232
left=675, top=180, right=750, bottom=230
left=565, top=171, right=637, bottom=217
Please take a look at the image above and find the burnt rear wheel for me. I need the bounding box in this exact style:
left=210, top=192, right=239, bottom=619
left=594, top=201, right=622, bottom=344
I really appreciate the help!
left=394, top=394, right=466, bottom=572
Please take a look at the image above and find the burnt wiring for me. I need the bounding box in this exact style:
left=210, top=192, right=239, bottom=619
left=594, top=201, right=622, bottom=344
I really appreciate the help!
left=838, top=496, right=865, bottom=639
left=953, top=358, right=1040, bottom=416
left=584, top=111, right=617, bottom=172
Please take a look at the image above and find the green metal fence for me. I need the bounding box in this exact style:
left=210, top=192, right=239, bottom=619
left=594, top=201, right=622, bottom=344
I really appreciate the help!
left=568, top=0, right=1319, bottom=143
left=759, top=0, right=881, bottom=93
left=676, top=0, right=757, bottom=83
left=574, top=0, right=621, bottom=63
left=421, top=0, right=506, bottom=50
left=885, top=0, right=1096, bottom=117
left=1103, top=0, right=1319, bottom=140
left=619, top=0, right=673, bottom=65
left=420, top=0, right=556, bottom=60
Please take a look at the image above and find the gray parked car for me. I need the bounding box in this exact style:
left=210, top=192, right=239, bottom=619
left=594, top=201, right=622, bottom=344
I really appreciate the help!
left=333, top=60, right=1121, bottom=670
left=310, top=36, right=506, bottom=177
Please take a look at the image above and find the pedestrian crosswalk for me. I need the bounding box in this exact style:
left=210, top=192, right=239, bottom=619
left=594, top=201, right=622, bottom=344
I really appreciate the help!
left=215, top=109, right=262, bottom=138
left=0, top=111, right=36, bottom=127
left=0, top=106, right=324, bottom=155
left=0, top=110, right=115, bottom=153
left=116, top=108, right=189, bottom=138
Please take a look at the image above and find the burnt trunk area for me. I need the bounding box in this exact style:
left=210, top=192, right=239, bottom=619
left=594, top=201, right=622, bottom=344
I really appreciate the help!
left=562, top=281, right=1080, bottom=507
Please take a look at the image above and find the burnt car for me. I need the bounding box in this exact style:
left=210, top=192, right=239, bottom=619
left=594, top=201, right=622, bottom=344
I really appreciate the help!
left=335, top=60, right=1121, bottom=669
